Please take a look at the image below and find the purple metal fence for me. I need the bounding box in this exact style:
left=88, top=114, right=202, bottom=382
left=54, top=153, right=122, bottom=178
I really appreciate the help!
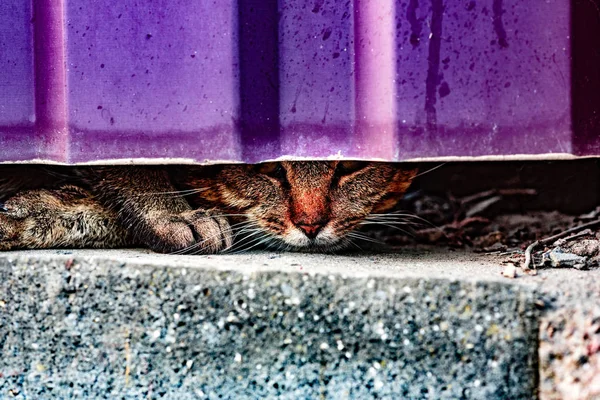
left=0, top=0, right=598, bottom=164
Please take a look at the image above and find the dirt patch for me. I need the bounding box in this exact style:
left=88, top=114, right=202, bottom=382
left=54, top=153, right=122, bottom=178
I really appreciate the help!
left=368, top=190, right=600, bottom=272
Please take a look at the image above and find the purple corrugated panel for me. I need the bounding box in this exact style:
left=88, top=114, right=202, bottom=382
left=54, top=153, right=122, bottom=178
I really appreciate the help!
left=0, top=0, right=597, bottom=164
left=572, top=0, right=600, bottom=155
left=354, top=0, right=398, bottom=159
left=35, top=0, right=69, bottom=162
left=0, top=0, right=69, bottom=162
left=66, top=0, right=240, bottom=162
left=394, top=0, right=572, bottom=159
left=238, top=1, right=280, bottom=162
left=0, top=0, right=36, bottom=161
left=278, top=0, right=356, bottom=160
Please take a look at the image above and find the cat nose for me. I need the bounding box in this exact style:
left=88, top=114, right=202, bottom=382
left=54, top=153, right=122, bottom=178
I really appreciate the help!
left=297, top=223, right=324, bottom=239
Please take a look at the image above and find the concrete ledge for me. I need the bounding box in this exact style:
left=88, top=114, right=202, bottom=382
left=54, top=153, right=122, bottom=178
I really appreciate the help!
left=0, top=249, right=541, bottom=399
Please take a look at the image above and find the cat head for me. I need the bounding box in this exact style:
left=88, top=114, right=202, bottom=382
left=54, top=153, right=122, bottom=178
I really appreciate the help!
left=190, top=161, right=417, bottom=251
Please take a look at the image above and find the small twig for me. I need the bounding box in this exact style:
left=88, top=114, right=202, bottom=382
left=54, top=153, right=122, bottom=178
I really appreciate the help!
left=459, top=188, right=537, bottom=205
left=459, top=188, right=537, bottom=222
left=554, top=229, right=593, bottom=247
left=459, top=189, right=497, bottom=205
left=522, top=219, right=600, bottom=270
left=523, top=241, right=539, bottom=271
left=498, top=249, right=524, bottom=256
left=576, top=206, right=600, bottom=221
left=465, top=196, right=502, bottom=218
left=456, top=216, right=490, bottom=229
left=537, top=219, right=600, bottom=246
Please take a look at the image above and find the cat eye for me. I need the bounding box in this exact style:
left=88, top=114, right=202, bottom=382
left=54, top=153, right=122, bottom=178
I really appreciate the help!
left=256, top=163, right=287, bottom=181
left=336, top=161, right=368, bottom=175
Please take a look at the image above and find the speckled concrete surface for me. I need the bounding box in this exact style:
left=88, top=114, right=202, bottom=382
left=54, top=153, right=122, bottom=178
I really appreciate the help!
left=533, top=269, right=600, bottom=400
left=0, top=249, right=540, bottom=399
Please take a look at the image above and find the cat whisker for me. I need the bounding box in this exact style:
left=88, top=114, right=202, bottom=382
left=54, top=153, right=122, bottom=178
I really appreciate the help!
left=345, top=237, right=363, bottom=251
left=365, top=220, right=414, bottom=227
left=345, top=232, right=386, bottom=246
left=274, top=240, right=290, bottom=252
left=227, top=220, right=256, bottom=231
left=232, top=229, right=265, bottom=246
left=368, top=212, right=438, bottom=228
left=169, top=243, right=201, bottom=255
left=370, top=211, right=432, bottom=220
left=148, top=188, right=206, bottom=195
left=164, top=215, right=257, bottom=255
left=209, top=213, right=250, bottom=219
left=359, top=221, right=416, bottom=237
left=247, top=236, right=278, bottom=253
left=167, top=224, right=253, bottom=255
left=367, top=214, right=420, bottom=220
left=139, top=188, right=208, bottom=199
left=363, top=217, right=424, bottom=226
left=227, top=233, right=274, bottom=254
left=363, top=217, right=414, bottom=224
left=231, top=224, right=263, bottom=242
left=364, top=219, right=416, bottom=226
left=169, top=239, right=209, bottom=255
left=225, top=229, right=269, bottom=254
left=412, top=163, right=446, bottom=178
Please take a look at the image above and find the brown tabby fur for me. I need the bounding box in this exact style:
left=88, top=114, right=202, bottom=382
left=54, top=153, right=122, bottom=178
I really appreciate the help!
left=0, top=162, right=416, bottom=253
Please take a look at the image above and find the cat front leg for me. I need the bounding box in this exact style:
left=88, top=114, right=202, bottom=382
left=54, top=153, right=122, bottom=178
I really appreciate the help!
left=87, top=167, right=233, bottom=254
left=0, top=186, right=129, bottom=250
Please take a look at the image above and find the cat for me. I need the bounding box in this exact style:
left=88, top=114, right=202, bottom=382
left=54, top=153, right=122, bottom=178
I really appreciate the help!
left=0, top=162, right=417, bottom=254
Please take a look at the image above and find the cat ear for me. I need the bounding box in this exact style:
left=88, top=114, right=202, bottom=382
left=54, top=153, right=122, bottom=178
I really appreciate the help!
left=392, top=166, right=418, bottom=191
left=371, top=166, right=419, bottom=213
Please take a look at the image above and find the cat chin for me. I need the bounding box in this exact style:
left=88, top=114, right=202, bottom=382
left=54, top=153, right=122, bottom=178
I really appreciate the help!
left=285, top=240, right=351, bottom=253
left=278, top=226, right=347, bottom=252
left=281, top=229, right=312, bottom=247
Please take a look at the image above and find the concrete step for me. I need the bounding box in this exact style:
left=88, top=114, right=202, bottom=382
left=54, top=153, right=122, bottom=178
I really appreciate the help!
left=0, top=249, right=595, bottom=399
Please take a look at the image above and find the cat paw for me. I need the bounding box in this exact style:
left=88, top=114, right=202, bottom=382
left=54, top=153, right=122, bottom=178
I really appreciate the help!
left=183, top=210, right=233, bottom=254
left=1, top=188, right=125, bottom=251
left=144, top=210, right=232, bottom=254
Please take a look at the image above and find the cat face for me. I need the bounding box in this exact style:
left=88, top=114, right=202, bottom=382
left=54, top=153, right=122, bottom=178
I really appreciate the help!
left=190, top=161, right=417, bottom=251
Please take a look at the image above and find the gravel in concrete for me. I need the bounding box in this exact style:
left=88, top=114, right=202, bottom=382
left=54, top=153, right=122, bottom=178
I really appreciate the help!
left=0, top=249, right=541, bottom=399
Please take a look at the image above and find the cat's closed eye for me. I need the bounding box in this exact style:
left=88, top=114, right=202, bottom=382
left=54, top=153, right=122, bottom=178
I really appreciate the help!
left=256, top=163, right=287, bottom=182
left=336, top=161, right=368, bottom=175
